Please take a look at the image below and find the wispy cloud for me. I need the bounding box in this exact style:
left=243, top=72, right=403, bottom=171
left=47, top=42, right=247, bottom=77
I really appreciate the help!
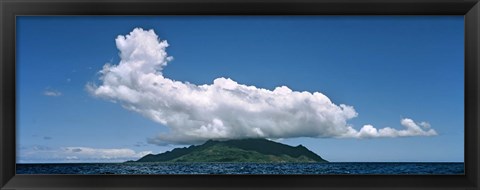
left=87, top=28, right=437, bottom=145
left=134, top=142, right=149, bottom=147
left=43, top=89, right=62, bottom=97
left=18, top=145, right=152, bottom=163
left=63, top=147, right=151, bottom=160
left=342, top=118, right=437, bottom=138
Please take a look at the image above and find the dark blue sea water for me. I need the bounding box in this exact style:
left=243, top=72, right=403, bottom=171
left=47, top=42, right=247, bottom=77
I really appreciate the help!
left=16, top=162, right=464, bottom=175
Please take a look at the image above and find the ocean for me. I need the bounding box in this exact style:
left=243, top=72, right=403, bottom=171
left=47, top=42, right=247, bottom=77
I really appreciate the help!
left=16, top=162, right=464, bottom=175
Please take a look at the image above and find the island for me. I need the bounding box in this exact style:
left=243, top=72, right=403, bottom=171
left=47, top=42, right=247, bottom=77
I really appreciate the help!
left=130, top=138, right=328, bottom=163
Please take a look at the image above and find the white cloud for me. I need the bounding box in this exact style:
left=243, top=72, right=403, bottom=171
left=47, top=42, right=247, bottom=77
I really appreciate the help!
left=342, top=118, right=437, bottom=138
left=87, top=28, right=437, bottom=145
left=44, top=89, right=62, bottom=97
left=18, top=146, right=152, bottom=163
left=63, top=147, right=151, bottom=160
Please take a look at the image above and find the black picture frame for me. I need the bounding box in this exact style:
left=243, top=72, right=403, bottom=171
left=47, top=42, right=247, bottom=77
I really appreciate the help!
left=1, top=0, right=479, bottom=189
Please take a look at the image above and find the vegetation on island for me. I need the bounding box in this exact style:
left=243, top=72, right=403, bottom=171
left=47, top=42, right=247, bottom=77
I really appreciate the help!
left=131, top=138, right=328, bottom=163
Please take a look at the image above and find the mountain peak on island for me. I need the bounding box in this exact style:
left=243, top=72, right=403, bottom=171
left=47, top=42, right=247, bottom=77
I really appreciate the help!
left=134, top=138, right=328, bottom=163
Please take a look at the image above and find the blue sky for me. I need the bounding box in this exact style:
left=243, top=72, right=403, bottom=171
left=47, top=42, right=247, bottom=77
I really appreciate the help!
left=17, top=16, right=464, bottom=163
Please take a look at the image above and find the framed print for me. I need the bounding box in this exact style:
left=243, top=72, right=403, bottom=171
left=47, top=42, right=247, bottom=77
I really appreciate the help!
left=1, top=0, right=479, bottom=189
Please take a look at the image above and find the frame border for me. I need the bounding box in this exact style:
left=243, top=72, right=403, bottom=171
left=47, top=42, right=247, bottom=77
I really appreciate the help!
left=1, top=0, right=479, bottom=189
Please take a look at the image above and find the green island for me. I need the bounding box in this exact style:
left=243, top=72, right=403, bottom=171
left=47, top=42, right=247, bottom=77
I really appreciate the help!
left=129, top=138, right=328, bottom=163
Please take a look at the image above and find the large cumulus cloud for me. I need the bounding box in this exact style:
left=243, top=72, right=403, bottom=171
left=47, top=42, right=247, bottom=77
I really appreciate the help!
left=87, top=28, right=437, bottom=145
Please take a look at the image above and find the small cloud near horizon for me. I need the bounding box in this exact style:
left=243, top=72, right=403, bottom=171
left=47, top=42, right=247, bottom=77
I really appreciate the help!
left=17, top=145, right=152, bottom=163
